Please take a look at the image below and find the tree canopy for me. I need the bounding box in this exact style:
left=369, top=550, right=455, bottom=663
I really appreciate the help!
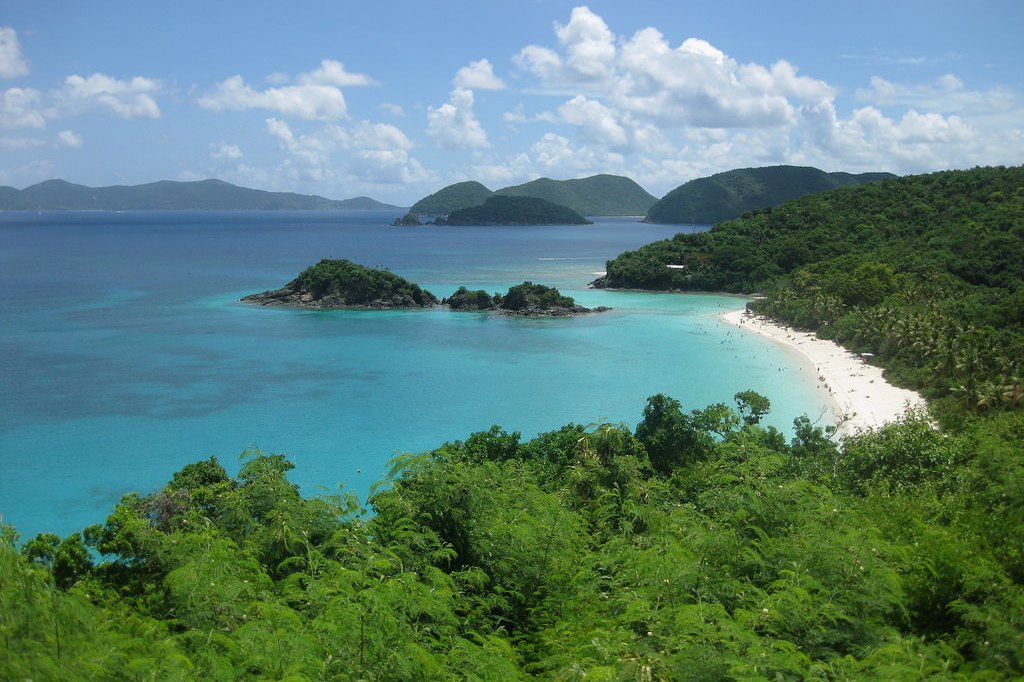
left=4, top=392, right=1023, bottom=679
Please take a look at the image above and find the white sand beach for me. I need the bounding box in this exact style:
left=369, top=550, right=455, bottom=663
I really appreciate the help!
left=721, top=308, right=926, bottom=436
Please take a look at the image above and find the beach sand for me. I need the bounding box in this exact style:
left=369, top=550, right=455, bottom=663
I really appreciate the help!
left=721, top=308, right=925, bottom=436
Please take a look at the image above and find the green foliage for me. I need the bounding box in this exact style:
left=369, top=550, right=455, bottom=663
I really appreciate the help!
left=444, top=285, right=499, bottom=310
left=604, top=166, right=1024, bottom=419
left=3, top=397, right=1022, bottom=679
left=293, top=258, right=438, bottom=306
left=644, top=164, right=894, bottom=225
left=500, top=281, right=577, bottom=312
left=443, top=195, right=592, bottom=225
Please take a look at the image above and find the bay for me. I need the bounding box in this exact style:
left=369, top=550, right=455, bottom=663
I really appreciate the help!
left=0, top=210, right=830, bottom=539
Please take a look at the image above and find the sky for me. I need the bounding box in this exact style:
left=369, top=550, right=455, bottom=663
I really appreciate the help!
left=1, top=0, right=1022, bottom=205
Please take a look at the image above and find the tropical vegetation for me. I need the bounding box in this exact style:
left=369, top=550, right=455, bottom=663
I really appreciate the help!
left=242, top=258, right=439, bottom=309
left=4, top=390, right=1022, bottom=679
left=445, top=281, right=588, bottom=314
left=599, top=166, right=1024, bottom=424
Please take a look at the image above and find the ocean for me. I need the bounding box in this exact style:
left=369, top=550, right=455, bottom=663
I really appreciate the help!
left=0, top=210, right=830, bottom=539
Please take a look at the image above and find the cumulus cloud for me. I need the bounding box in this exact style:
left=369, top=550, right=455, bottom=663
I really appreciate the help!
left=199, top=75, right=348, bottom=120
left=262, top=117, right=428, bottom=188
left=56, top=129, right=83, bottom=148
left=199, top=61, right=374, bottom=120
left=2, top=72, right=163, bottom=135
left=1, top=87, right=45, bottom=128
left=515, top=7, right=616, bottom=87
left=0, top=27, right=29, bottom=79
left=454, top=59, right=505, bottom=90
left=297, top=59, right=375, bottom=87
left=58, top=73, right=162, bottom=118
left=557, top=95, right=627, bottom=147
left=426, top=87, right=489, bottom=150
left=210, top=142, right=242, bottom=160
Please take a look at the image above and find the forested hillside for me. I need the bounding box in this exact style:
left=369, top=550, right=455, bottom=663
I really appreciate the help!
left=495, top=174, right=657, bottom=216
left=408, top=181, right=494, bottom=216
left=599, top=166, right=1024, bottom=422
left=644, top=165, right=894, bottom=225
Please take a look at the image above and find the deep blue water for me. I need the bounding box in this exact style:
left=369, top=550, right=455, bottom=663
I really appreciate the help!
left=0, top=210, right=830, bottom=539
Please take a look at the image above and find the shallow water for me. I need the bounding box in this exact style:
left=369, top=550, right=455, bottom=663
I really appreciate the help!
left=0, top=211, right=829, bottom=538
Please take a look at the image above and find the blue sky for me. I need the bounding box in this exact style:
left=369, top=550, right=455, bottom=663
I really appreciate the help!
left=2, top=0, right=1021, bottom=204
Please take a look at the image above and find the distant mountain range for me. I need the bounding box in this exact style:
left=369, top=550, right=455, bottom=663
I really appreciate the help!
left=0, top=179, right=401, bottom=211
left=644, top=166, right=896, bottom=224
left=408, top=174, right=657, bottom=217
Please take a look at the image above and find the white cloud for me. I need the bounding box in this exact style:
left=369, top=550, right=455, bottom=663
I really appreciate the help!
left=210, top=142, right=242, bottom=160
left=56, top=129, right=83, bottom=148
left=59, top=73, right=162, bottom=119
left=298, top=59, right=375, bottom=87
left=426, top=87, right=489, bottom=150
left=261, top=117, right=428, bottom=189
left=514, top=6, right=616, bottom=88
left=199, top=75, right=348, bottom=120
left=1, top=87, right=45, bottom=128
left=0, top=27, right=29, bottom=79
left=454, top=59, right=505, bottom=90
left=199, top=61, right=375, bottom=121
left=379, top=102, right=405, bottom=116
left=557, top=95, right=627, bottom=147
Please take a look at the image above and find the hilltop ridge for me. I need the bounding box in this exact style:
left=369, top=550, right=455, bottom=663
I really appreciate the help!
left=645, top=165, right=895, bottom=224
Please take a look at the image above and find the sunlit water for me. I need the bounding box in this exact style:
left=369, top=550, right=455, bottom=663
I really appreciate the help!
left=0, top=211, right=830, bottom=538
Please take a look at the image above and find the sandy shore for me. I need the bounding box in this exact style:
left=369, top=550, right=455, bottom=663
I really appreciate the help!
left=721, top=308, right=925, bottom=436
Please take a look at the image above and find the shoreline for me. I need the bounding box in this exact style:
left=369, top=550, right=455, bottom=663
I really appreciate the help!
left=720, top=308, right=926, bottom=436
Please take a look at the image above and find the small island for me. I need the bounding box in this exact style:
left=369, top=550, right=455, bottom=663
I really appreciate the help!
left=439, top=196, right=592, bottom=226
left=242, top=261, right=607, bottom=316
left=241, top=259, right=439, bottom=309
left=444, top=282, right=608, bottom=316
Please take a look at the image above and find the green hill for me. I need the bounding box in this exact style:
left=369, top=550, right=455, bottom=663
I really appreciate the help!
left=644, top=165, right=895, bottom=224
left=495, top=174, right=657, bottom=216
left=599, top=166, right=1024, bottom=420
left=0, top=178, right=400, bottom=211
left=442, top=195, right=591, bottom=226
left=408, top=181, right=494, bottom=216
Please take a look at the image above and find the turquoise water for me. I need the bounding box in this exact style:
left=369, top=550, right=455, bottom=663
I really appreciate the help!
left=0, top=211, right=829, bottom=539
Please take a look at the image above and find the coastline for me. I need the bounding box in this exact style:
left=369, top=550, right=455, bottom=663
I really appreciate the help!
left=721, top=308, right=926, bottom=436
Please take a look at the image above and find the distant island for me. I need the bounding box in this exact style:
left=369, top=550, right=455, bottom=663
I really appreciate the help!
left=445, top=282, right=607, bottom=316
left=438, top=196, right=591, bottom=226
left=401, top=174, right=656, bottom=222
left=644, top=165, right=895, bottom=225
left=0, top=178, right=401, bottom=211
left=241, top=259, right=438, bottom=310
left=242, top=259, right=605, bottom=316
